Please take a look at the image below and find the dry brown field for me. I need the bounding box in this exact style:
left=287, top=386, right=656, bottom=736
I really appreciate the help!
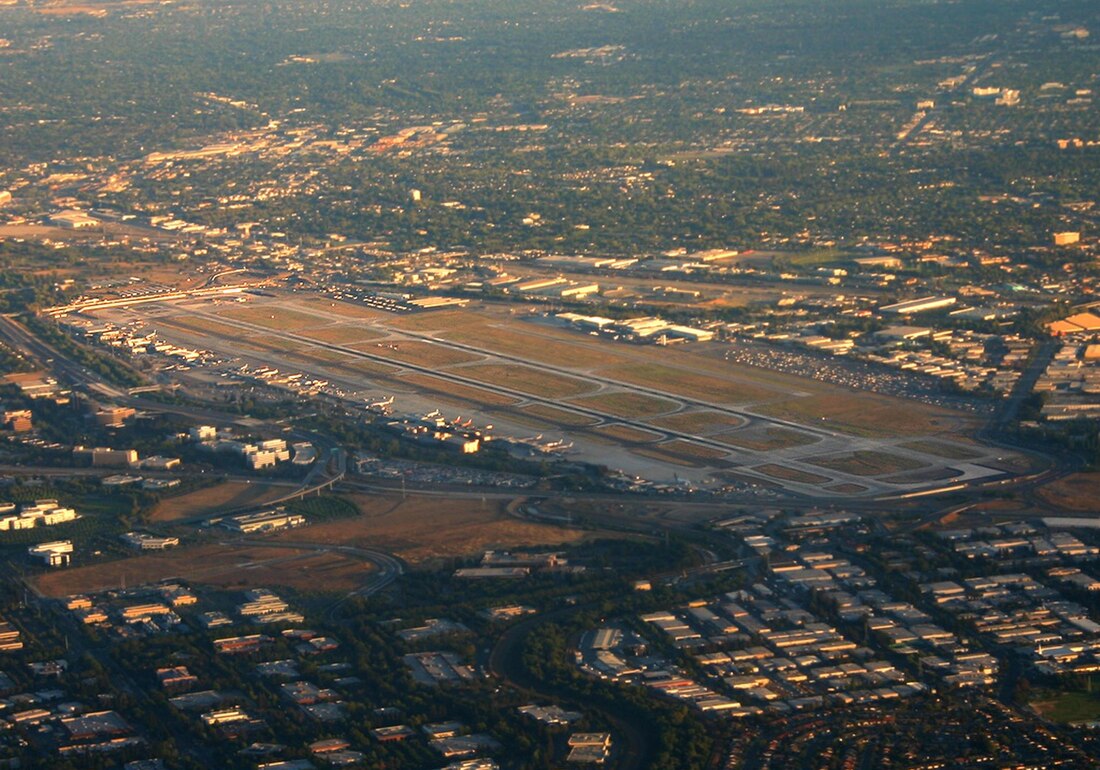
left=754, top=394, right=969, bottom=438
left=275, top=493, right=592, bottom=565
left=300, top=325, right=386, bottom=345
left=630, top=447, right=699, bottom=468
left=292, top=297, right=390, bottom=321
left=386, top=310, right=473, bottom=332
left=604, top=363, right=775, bottom=404
left=398, top=373, right=520, bottom=406
left=825, top=483, right=869, bottom=495
left=149, top=481, right=290, bottom=522
left=34, top=544, right=373, bottom=597
left=649, top=411, right=745, bottom=434
left=444, top=326, right=613, bottom=369
left=591, top=424, right=665, bottom=443
left=1035, top=473, right=1100, bottom=512
left=808, top=451, right=928, bottom=477
left=655, top=440, right=730, bottom=461
left=571, top=392, right=679, bottom=418
left=754, top=464, right=831, bottom=485
left=351, top=340, right=484, bottom=368
left=221, top=305, right=331, bottom=331
left=459, top=364, right=597, bottom=399
left=333, top=358, right=401, bottom=378
left=520, top=404, right=600, bottom=427
left=158, top=315, right=254, bottom=340
left=899, top=440, right=984, bottom=460
left=713, top=427, right=817, bottom=451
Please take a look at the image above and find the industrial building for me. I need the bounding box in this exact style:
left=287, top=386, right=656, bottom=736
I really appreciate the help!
left=28, top=540, right=73, bottom=567
left=879, top=296, right=957, bottom=315
left=225, top=509, right=306, bottom=534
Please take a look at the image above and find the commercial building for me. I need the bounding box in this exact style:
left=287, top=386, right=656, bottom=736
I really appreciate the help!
left=121, top=532, right=181, bottom=550
left=28, top=540, right=73, bottom=567
left=50, top=210, right=100, bottom=229
left=879, top=296, right=957, bottom=315
left=225, top=509, right=305, bottom=534
left=0, top=500, right=78, bottom=530
left=73, top=446, right=139, bottom=468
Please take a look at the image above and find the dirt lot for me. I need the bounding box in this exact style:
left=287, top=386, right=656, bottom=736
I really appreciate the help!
left=34, top=544, right=375, bottom=597
left=275, top=493, right=593, bottom=566
left=149, top=481, right=291, bottom=523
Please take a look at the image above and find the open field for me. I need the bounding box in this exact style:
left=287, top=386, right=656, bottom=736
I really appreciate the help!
left=755, top=464, right=831, bottom=485
left=354, top=340, right=484, bottom=368
left=293, top=297, right=390, bottom=321
left=649, top=410, right=745, bottom=434
left=571, top=391, right=679, bottom=418
left=149, top=481, right=291, bottom=523
left=521, top=404, right=600, bottom=427
left=655, top=440, right=730, bottom=461
left=335, top=358, right=401, bottom=377
left=808, top=451, right=928, bottom=477
left=899, top=439, right=985, bottom=460
left=277, top=493, right=594, bottom=565
left=754, top=393, right=970, bottom=437
left=445, top=325, right=613, bottom=369
left=605, top=363, right=775, bottom=405
left=222, top=305, right=333, bottom=331
left=398, top=373, right=520, bottom=406
left=631, top=446, right=703, bottom=468
left=714, top=427, right=818, bottom=451
left=158, top=314, right=255, bottom=340
left=387, top=309, right=472, bottom=332
left=825, top=483, right=869, bottom=495
left=303, top=325, right=386, bottom=345
left=1035, top=472, right=1100, bottom=512
left=460, top=363, right=597, bottom=399
left=591, top=424, right=666, bottom=443
left=881, top=466, right=958, bottom=484
left=33, top=543, right=374, bottom=597
left=246, top=335, right=312, bottom=353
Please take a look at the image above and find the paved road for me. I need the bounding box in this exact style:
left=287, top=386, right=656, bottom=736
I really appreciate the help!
left=988, top=338, right=1059, bottom=433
